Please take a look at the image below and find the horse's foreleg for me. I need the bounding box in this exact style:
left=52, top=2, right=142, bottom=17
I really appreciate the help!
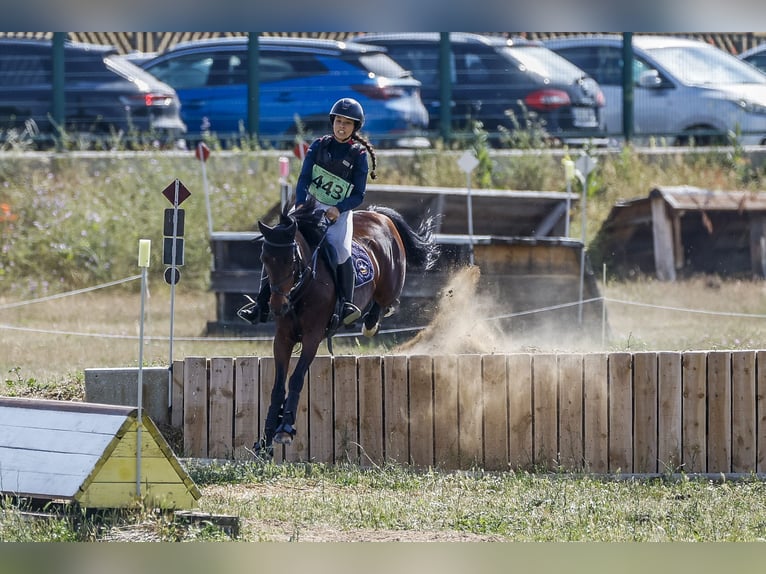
left=274, top=340, right=321, bottom=445
left=255, top=354, right=291, bottom=457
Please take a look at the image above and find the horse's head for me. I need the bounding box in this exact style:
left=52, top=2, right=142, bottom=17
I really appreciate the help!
left=258, top=217, right=298, bottom=317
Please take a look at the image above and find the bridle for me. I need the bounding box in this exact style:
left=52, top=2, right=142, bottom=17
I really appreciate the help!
left=261, top=229, right=322, bottom=314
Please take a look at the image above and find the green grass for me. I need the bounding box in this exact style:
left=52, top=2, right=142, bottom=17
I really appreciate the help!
left=4, top=463, right=766, bottom=542
left=3, top=136, right=766, bottom=542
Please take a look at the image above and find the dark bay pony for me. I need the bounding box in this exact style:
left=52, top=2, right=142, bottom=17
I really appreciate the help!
left=253, top=199, right=439, bottom=456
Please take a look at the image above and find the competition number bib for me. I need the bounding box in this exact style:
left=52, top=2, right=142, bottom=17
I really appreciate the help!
left=309, top=164, right=354, bottom=206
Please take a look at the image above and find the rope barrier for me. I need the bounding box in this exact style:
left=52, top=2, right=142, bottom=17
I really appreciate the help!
left=1, top=275, right=765, bottom=341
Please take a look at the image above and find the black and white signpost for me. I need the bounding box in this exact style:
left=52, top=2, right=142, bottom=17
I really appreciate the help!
left=161, top=179, right=191, bottom=411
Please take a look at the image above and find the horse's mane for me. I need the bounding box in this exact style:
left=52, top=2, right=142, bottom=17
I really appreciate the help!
left=284, top=197, right=326, bottom=248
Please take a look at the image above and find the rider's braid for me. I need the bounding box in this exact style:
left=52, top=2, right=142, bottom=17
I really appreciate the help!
left=352, top=133, right=378, bottom=180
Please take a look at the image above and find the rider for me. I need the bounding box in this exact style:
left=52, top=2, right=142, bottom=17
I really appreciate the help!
left=238, top=97, right=378, bottom=326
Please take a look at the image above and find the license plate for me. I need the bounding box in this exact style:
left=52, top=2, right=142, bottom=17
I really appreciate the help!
left=573, top=107, right=597, bottom=127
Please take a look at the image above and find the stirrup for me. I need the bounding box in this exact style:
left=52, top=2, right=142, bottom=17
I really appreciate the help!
left=237, top=295, right=269, bottom=324
left=341, top=303, right=362, bottom=325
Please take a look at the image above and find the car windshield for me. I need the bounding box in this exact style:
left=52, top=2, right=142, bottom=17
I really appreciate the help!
left=358, top=52, right=410, bottom=79
left=500, top=46, right=587, bottom=80
left=647, top=45, right=766, bottom=85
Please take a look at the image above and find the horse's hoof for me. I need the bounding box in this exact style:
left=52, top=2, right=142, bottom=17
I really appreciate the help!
left=362, top=323, right=379, bottom=338
left=273, top=422, right=296, bottom=445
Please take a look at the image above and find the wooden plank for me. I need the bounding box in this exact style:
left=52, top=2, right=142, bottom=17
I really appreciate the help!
left=458, top=354, right=483, bottom=469
left=433, top=355, right=459, bottom=469
left=651, top=195, right=676, bottom=280
left=171, top=359, right=184, bottom=428
left=183, top=357, right=208, bottom=458
left=558, top=353, right=583, bottom=471
left=94, top=454, right=184, bottom=483
left=707, top=351, right=732, bottom=473
left=333, top=355, right=358, bottom=464
left=657, top=352, right=682, bottom=472
left=682, top=351, right=707, bottom=472
left=77, top=482, right=197, bottom=509
left=508, top=353, right=533, bottom=470
left=731, top=351, right=756, bottom=472
left=583, top=353, right=608, bottom=473
left=633, top=352, right=658, bottom=473
left=482, top=354, right=508, bottom=471
left=309, top=355, right=334, bottom=464
left=0, top=405, right=127, bottom=435
left=0, top=425, right=116, bottom=455
left=608, top=352, right=633, bottom=473
left=284, top=356, right=308, bottom=463
left=358, top=355, right=383, bottom=467
left=757, top=351, right=766, bottom=472
left=233, top=356, right=259, bottom=459
left=259, top=357, right=283, bottom=463
left=383, top=355, right=409, bottom=465
left=208, top=357, right=234, bottom=459
left=408, top=355, right=434, bottom=468
left=533, top=354, right=558, bottom=470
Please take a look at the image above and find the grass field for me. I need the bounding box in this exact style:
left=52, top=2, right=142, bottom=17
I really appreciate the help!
left=3, top=143, right=766, bottom=544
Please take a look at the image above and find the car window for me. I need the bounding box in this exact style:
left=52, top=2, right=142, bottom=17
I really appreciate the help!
left=0, top=50, right=49, bottom=85
left=377, top=46, right=452, bottom=86
left=457, top=52, right=490, bottom=83
left=147, top=53, right=213, bottom=89
left=647, top=45, right=766, bottom=85
left=357, top=52, right=408, bottom=79
left=503, top=46, right=587, bottom=81
left=554, top=46, right=623, bottom=86
left=207, top=53, right=246, bottom=86
left=747, top=53, right=766, bottom=72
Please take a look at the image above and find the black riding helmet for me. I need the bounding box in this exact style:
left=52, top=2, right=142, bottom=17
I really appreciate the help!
left=329, top=98, right=365, bottom=131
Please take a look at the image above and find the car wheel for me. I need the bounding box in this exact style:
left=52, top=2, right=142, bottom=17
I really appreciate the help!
left=675, top=126, right=727, bottom=147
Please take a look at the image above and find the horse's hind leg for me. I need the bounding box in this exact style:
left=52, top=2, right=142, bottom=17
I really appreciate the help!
left=362, top=302, right=382, bottom=338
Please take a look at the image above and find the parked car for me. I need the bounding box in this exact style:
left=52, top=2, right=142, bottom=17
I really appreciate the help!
left=140, top=36, right=430, bottom=147
left=0, top=38, right=186, bottom=147
left=348, top=32, right=606, bottom=146
left=544, top=34, right=766, bottom=145
left=738, top=43, right=766, bottom=74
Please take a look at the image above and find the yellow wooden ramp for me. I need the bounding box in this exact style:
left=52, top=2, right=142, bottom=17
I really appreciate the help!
left=0, top=397, right=200, bottom=509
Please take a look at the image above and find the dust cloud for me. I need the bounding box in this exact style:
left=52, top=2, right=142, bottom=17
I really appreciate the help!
left=392, top=265, right=603, bottom=355
left=393, top=266, right=513, bottom=355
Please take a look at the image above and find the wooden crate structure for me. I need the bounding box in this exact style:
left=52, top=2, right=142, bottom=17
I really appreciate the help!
left=0, top=397, right=201, bottom=508
left=176, top=350, right=766, bottom=474
left=205, top=184, right=604, bottom=336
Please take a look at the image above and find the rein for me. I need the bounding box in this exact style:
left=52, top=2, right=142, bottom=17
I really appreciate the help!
left=263, top=226, right=327, bottom=310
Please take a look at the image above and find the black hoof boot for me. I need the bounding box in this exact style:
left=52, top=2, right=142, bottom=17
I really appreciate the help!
left=273, top=422, right=296, bottom=445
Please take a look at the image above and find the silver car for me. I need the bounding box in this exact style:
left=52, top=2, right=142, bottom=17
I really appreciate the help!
left=544, top=34, right=766, bottom=145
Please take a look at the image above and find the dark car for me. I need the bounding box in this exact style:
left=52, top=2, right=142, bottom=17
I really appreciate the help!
left=0, top=38, right=186, bottom=147
left=140, top=36, right=430, bottom=147
left=348, top=32, right=606, bottom=145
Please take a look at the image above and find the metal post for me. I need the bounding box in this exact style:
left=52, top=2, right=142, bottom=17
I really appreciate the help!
left=136, top=239, right=151, bottom=499
left=247, top=33, right=260, bottom=139
left=622, top=32, right=634, bottom=144
left=168, top=181, right=179, bottom=409
left=466, top=171, right=475, bottom=266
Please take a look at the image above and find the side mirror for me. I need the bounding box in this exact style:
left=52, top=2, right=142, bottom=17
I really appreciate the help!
left=637, top=69, right=663, bottom=88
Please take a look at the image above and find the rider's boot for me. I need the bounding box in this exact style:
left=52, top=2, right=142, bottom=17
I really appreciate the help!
left=337, top=258, right=361, bottom=325
left=237, top=271, right=271, bottom=324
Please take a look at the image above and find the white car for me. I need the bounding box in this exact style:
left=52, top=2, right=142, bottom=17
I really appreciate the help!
left=544, top=34, right=766, bottom=145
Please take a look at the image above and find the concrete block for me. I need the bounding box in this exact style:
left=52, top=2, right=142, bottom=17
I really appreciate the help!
left=84, top=367, right=170, bottom=425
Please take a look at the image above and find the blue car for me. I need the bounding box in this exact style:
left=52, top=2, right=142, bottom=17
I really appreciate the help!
left=140, top=36, right=429, bottom=147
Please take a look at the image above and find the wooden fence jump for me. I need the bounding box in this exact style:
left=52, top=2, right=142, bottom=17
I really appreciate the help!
left=174, top=351, right=766, bottom=473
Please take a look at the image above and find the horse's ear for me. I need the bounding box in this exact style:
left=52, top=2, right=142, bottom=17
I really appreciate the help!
left=257, top=220, right=271, bottom=235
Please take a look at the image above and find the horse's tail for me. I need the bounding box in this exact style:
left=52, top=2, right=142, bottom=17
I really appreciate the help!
left=368, top=205, right=440, bottom=270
